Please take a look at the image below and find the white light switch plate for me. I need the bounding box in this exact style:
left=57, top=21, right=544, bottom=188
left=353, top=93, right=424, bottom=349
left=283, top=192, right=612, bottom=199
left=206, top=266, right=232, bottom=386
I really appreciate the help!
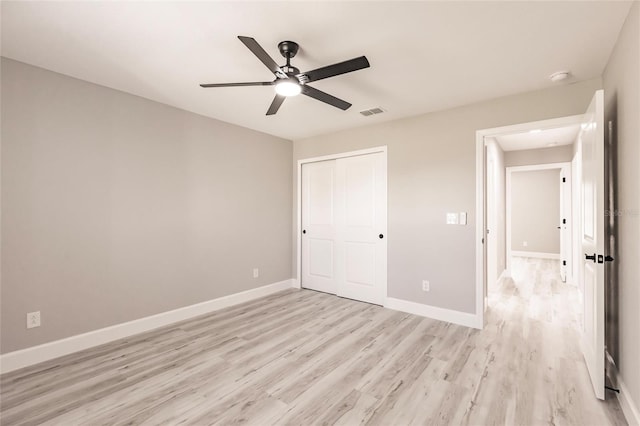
left=459, top=212, right=467, bottom=225
left=446, top=213, right=459, bottom=225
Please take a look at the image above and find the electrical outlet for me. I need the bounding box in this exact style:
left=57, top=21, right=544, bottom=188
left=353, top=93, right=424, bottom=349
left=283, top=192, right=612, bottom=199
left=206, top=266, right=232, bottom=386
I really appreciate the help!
left=422, top=280, right=430, bottom=292
left=253, top=268, right=259, bottom=278
left=523, top=241, right=528, bottom=247
left=27, top=311, right=41, bottom=329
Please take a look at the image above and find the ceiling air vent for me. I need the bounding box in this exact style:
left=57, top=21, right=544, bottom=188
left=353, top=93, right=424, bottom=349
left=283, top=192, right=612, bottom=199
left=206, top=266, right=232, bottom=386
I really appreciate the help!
left=359, top=107, right=385, bottom=117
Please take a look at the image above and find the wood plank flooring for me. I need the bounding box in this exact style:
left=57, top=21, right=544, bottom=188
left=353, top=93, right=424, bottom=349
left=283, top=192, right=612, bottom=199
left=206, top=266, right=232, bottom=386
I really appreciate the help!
left=0, top=258, right=628, bottom=425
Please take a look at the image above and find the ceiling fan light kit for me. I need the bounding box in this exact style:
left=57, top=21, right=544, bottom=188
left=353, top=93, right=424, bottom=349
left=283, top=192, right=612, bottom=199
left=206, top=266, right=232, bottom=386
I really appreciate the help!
left=275, top=78, right=302, bottom=97
left=200, top=36, right=370, bottom=115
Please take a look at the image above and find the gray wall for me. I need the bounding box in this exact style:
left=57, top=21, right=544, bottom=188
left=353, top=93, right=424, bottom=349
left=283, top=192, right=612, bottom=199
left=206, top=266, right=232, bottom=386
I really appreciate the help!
left=1, top=59, right=293, bottom=353
left=510, top=169, right=560, bottom=254
left=504, top=145, right=573, bottom=167
left=293, top=77, right=601, bottom=315
left=602, top=1, right=640, bottom=417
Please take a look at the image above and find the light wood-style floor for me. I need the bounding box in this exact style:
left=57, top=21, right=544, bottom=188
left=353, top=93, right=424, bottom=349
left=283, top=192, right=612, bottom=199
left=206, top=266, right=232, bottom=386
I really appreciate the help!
left=1, top=258, right=627, bottom=425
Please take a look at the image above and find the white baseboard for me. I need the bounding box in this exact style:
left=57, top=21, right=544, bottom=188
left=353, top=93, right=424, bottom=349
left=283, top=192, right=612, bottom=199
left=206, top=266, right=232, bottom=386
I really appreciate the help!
left=619, top=376, right=640, bottom=426
left=609, top=356, right=640, bottom=426
left=291, top=278, right=301, bottom=289
left=0, top=279, right=296, bottom=375
left=384, top=297, right=481, bottom=329
left=511, top=250, right=560, bottom=260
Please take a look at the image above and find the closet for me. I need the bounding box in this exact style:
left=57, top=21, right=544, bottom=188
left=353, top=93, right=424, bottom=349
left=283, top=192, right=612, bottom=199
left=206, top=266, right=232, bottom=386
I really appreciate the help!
left=301, top=151, right=387, bottom=305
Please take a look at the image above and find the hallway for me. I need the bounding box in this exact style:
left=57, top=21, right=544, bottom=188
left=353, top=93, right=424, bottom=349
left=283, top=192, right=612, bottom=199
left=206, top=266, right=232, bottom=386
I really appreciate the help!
left=487, top=256, right=625, bottom=425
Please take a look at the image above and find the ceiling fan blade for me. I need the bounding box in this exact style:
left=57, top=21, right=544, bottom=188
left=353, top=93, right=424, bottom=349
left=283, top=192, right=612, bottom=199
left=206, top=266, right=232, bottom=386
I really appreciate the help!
left=266, top=95, right=286, bottom=115
left=200, top=81, right=275, bottom=88
left=301, top=85, right=351, bottom=110
left=300, top=56, right=370, bottom=83
left=238, top=36, right=282, bottom=76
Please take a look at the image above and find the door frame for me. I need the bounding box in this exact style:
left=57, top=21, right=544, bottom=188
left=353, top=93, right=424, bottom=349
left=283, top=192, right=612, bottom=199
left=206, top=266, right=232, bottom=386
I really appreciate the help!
left=295, top=146, right=388, bottom=296
left=505, top=162, right=571, bottom=275
left=475, top=114, right=582, bottom=325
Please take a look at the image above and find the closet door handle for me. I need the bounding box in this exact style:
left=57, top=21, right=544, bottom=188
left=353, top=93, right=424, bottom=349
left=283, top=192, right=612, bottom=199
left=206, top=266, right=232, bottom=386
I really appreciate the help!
left=302, top=230, right=306, bottom=234
left=379, top=234, right=384, bottom=239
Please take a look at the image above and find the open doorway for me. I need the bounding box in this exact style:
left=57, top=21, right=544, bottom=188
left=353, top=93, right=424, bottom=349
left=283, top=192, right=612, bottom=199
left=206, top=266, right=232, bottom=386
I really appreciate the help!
left=477, top=116, right=584, bottom=323
left=505, top=162, right=572, bottom=282
left=479, top=118, right=582, bottom=300
left=476, top=91, right=608, bottom=401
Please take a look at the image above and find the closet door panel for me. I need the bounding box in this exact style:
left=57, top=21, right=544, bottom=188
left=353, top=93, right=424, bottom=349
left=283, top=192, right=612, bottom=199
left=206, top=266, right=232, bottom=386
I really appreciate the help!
left=301, top=160, right=337, bottom=294
left=336, top=153, right=386, bottom=305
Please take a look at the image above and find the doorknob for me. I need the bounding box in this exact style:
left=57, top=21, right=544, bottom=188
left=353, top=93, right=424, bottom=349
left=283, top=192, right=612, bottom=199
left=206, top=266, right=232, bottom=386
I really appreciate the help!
left=379, top=234, right=384, bottom=239
left=585, top=253, right=596, bottom=262
left=302, top=229, right=306, bottom=234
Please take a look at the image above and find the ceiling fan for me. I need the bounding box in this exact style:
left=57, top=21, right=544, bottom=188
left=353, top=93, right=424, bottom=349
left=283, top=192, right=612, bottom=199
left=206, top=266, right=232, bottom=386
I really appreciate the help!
left=200, top=36, right=370, bottom=115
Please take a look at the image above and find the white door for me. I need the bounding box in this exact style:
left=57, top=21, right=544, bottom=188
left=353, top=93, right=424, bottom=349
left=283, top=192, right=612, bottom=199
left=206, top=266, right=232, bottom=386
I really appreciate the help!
left=301, top=160, right=338, bottom=294
left=301, top=152, right=387, bottom=305
left=559, top=166, right=571, bottom=283
left=335, top=153, right=387, bottom=305
left=579, top=90, right=605, bottom=400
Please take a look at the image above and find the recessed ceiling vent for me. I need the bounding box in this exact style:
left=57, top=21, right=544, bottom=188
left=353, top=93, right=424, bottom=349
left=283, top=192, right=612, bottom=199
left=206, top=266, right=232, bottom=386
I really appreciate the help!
left=359, top=107, right=385, bottom=117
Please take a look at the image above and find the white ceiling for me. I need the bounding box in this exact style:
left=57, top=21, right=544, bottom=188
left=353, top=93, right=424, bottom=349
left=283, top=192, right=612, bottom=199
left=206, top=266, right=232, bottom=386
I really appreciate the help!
left=495, top=124, right=581, bottom=151
left=1, top=1, right=632, bottom=141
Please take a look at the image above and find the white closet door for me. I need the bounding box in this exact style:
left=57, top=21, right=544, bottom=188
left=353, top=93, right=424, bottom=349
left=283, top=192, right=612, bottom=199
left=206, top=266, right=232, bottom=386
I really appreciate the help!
left=335, top=153, right=386, bottom=305
left=301, top=160, right=337, bottom=295
left=301, top=151, right=387, bottom=305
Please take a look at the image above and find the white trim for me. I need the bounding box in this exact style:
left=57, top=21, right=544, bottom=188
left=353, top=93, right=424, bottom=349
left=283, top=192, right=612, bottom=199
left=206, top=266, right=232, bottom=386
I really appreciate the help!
left=609, top=357, right=640, bottom=426
left=496, top=268, right=508, bottom=283
left=505, top=162, right=571, bottom=272
left=476, top=115, right=582, bottom=330
left=511, top=251, right=560, bottom=259
left=571, top=150, right=582, bottom=290
left=477, top=115, right=583, bottom=139
left=297, top=146, right=387, bottom=166
left=385, top=297, right=481, bottom=329
left=295, top=157, right=303, bottom=290
left=0, top=279, right=296, bottom=374
left=475, top=132, right=485, bottom=328
left=296, top=146, right=388, bottom=297
left=618, top=376, right=640, bottom=426
left=505, top=162, right=570, bottom=173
